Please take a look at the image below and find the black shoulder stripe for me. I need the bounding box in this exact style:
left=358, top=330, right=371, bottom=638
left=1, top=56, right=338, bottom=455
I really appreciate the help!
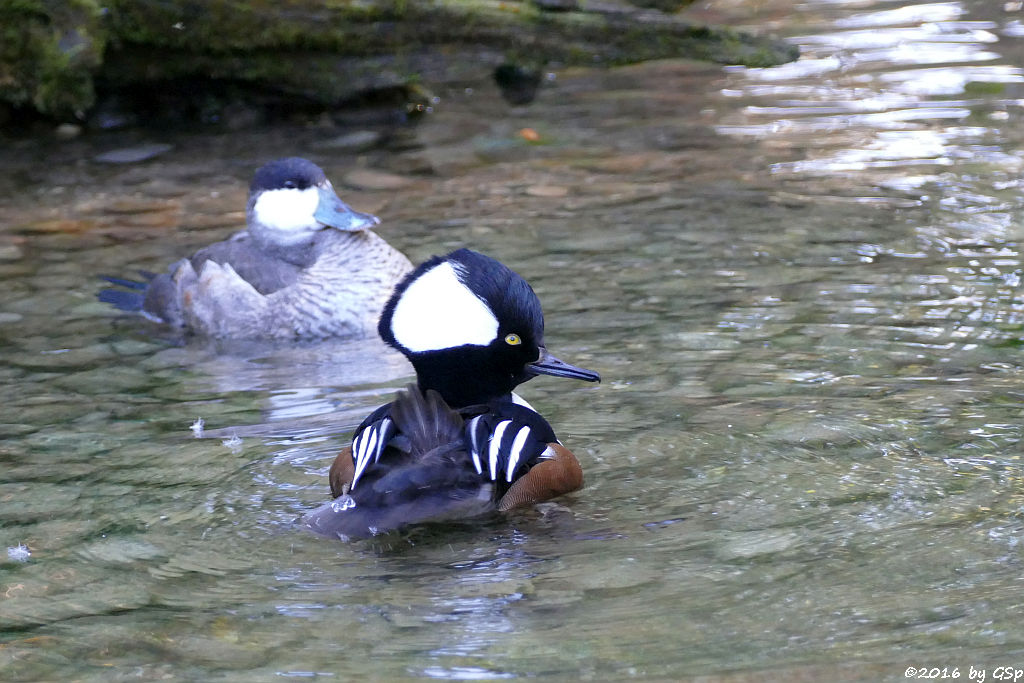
left=497, top=421, right=538, bottom=483
left=355, top=402, right=393, bottom=433
left=463, top=410, right=549, bottom=485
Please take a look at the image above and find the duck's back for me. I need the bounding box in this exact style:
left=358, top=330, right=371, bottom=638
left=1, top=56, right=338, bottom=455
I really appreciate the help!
left=190, top=232, right=308, bottom=294
left=138, top=230, right=304, bottom=327
left=269, top=229, right=412, bottom=339
left=303, top=386, right=494, bottom=540
left=144, top=228, right=412, bottom=340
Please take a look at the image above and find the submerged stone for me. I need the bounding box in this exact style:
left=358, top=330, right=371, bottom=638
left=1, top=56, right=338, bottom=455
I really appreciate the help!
left=93, top=143, right=173, bottom=164
left=342, top=169, right=415, bottom=191
left=324, top=130, right=384, bottom=152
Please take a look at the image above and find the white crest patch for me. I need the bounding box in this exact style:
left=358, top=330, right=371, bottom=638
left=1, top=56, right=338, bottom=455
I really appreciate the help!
left=390, top=261, right=499, bottom=352
left=252, top=187, right=320, bottom=244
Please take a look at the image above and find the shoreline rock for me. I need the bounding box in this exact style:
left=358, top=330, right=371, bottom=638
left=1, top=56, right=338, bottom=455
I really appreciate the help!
left=1, top=0, right=798, bottom=124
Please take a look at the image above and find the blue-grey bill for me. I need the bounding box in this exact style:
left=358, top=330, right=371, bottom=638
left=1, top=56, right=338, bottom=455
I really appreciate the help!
left=314, top=185, right=380, bottom=231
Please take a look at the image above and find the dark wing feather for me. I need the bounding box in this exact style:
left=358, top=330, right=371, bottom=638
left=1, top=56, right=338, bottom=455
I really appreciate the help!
left=389, top=387, right=465, bottom=457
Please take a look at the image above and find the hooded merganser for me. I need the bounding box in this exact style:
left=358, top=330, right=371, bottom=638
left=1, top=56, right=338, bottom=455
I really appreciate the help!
left=99, top=157, right=413, bottom=340
left=303, top=248, right=600, bottom=540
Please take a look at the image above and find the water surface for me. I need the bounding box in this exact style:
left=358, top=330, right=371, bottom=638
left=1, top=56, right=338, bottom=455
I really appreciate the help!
left=3, top=1, right=1024, bottom=680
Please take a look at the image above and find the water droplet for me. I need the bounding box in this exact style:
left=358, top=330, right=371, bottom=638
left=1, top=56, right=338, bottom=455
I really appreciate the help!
left=331, top=495, right=356, bottom=512
left=7, top=544, right=30, bottom=562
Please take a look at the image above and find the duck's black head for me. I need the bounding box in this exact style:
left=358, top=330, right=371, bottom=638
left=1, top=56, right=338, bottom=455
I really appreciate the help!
left=379, top=248, right=599, bottom=407
left=246, top=157, right=379, bottom=249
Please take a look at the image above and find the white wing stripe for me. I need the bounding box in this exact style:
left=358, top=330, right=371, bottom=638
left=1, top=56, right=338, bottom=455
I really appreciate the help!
left=489, top=420, right=511, bottom=481
left=365, top=428, right=378, bottom=465
left=373, top=418, right=391, bottom=462
left=467, top=415, right=484, bottom=474
left=351, top=432, right=369, bottom=490
left=351, top=420, right=389, bottom=491
left=506, top=425, right=532, bottom=482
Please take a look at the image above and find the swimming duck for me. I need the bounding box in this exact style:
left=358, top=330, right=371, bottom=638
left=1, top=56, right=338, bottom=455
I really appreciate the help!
left=99, top=157, right=413, bottom=340
left=303, top=248, right=600, bottom=540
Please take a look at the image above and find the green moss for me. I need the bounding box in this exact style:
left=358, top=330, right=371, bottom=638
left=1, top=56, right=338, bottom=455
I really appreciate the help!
left=103, top=0, right=409, bottom=53
left=963, top=81, right=1006, bottom=96
left=0, top=0, right=106, bottom=117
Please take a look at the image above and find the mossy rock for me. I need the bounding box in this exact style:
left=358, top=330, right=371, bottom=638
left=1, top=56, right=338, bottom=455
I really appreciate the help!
left=0, top=0, right=106, bottom=117
left=1, top=0, right=797, bottom=121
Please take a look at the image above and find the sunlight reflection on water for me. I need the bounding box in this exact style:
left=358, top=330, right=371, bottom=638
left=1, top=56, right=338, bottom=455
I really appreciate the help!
left=717, top=0, right=1024, bottom=191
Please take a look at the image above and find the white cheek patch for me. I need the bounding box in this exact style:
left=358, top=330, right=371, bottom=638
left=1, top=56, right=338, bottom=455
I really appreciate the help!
left=252, top=187, right=320, bottom=243
left=390, top=261, right=499, bottom=352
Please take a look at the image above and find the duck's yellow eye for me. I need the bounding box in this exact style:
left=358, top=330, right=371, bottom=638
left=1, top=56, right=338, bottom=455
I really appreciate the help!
left=504, top=333, right=522, bottom=346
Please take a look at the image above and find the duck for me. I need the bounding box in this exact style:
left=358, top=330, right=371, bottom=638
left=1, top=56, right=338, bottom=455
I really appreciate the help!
left=99, top=157, right=413, bottom=340
left=303, top=248, right=600, bottom=540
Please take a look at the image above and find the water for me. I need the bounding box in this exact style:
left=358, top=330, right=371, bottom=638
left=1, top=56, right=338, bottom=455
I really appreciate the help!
left=3, top=0, right=1024, bottom=679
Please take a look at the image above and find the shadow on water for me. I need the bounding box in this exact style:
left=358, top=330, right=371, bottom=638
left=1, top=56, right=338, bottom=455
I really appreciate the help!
left=2, top=0, right=1024, bottom=680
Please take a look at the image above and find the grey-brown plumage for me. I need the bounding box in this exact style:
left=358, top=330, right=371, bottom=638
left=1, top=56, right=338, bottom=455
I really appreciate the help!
left=148, top=228, right=412, bottom=339
left=100, top=157, right=413, bottom=340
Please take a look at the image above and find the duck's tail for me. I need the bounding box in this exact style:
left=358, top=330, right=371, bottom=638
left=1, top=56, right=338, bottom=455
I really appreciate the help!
left=303, top=386, right=494, bottom=541
left=97, top=271, right=155, bottom=312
